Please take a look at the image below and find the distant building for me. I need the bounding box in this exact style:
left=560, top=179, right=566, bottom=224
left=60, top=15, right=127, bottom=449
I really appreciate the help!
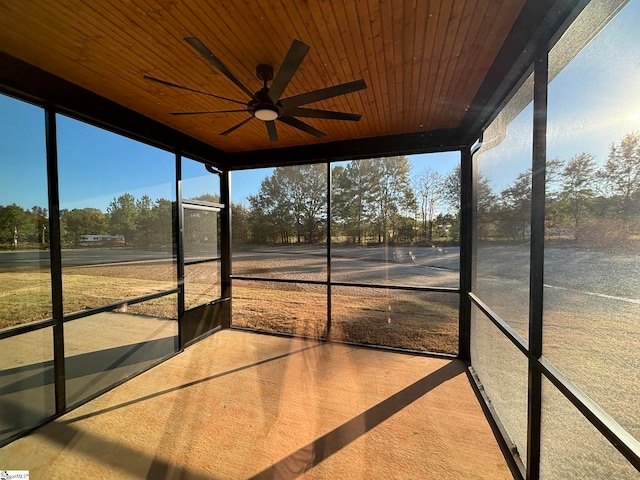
left=79, top=235, right=125, bottom=246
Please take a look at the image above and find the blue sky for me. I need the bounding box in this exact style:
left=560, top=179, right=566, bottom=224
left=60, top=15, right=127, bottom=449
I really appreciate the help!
left=478, top=1, right=640, bottom=192
left=230, top=151, right=461, bottom=207
left=1, top=1, right=638, bottom=211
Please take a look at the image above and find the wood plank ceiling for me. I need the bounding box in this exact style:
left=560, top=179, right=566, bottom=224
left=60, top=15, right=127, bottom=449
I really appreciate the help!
left=0, top=0, right=526, bottom=154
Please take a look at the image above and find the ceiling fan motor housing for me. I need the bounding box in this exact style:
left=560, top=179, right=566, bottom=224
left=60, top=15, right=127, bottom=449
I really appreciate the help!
left=249, top=88, right=279, bottom=120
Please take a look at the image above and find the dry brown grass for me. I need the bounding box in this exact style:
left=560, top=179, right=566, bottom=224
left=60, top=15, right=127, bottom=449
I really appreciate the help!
left=232, top=281, right=459, bottom=355
left=1, top=263, right=180, bottom=329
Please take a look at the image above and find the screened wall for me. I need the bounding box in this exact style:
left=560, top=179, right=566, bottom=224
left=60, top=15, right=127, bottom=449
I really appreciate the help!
left=230, top=154, right=461, bottom=355
left=469, top=0, right=640, bottom=477
left=0, top=95, right=224, bottom=445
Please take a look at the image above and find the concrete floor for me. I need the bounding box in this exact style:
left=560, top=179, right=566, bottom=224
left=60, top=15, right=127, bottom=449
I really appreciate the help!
left=0, top=329, right=513, bottom=479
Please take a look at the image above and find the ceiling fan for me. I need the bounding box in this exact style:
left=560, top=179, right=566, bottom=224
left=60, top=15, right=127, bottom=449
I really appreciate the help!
left=144, top=37, right=367, bottom=142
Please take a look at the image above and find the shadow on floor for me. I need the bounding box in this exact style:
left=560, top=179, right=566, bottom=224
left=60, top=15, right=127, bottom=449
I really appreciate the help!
left=250, top=360, right=463, bottom=479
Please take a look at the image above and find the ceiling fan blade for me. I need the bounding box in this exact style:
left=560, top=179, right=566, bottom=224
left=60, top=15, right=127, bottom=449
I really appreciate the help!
left=184, top=37, right=257, bottom=100
left=220, top=116, right=253, bottom=136
left=265, top=121, right=278, bottom=142
left=170, top=109, right=248, bottom=116
left=280, top=79, right=367, bottom=108
left=277, top=116, right=325, bottom=138
left=268, top=39, right=310, bottom=104
left=143, top=75, right=246, bottom=106
left=282, top=107, right=362, bottom=121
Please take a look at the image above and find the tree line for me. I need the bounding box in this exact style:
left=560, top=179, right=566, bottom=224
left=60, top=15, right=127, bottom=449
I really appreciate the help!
left=234, top=132, right=639, bottom=247
left=233, top=156, right=460, bottom=246
left=2, top=133, right=637, bottom=250
left=0, top=194, right=175, bottom=249
left=479, top=132, right=640, bottom=247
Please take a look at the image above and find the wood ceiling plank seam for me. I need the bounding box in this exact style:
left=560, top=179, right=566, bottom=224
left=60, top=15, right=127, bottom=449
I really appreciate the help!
left=254, top=0, right=316, bottom=99
left=150, top=5, right=265, bottom=140
left=77, top=2, right=209, bottom=113
left=248, top=1, right=320, bottom=145
left=0, top=30, right=128, bottom=105
left=424, top=0, right=466, bottom=128
left=54, top=2, right=200, bottom=107
left=0, top=5, right=157, bottom=111
left=69, top=2, right=228, bottom=129
left=328, top=5, right=360, bottom=139
left=178, top=2, right=262, bottom=107
left=341, top=0, right=383, bottom=138
left=458, top=0, right=525, bottom=99
left=431, top=0, right=480, bottom=126
left=303, top=0, right=358, bottom=137
left=240, top=0, right=291, bottom=56
left=129, top=0, right=225, bottom=86
left=181, top=2, right=262, bottom=95
left=251, top=1, right=324, bottom=144
left=442, top=0, right=523, bottom=130
left=365, top=0, right=393, bottom=135
left=219, top=0, right=293, bottom=86
left=410, top=1, right=440, bottom=130
left=442, top=0, right=500, bottom=127
left=277, top=0, right=353, bottom=127
left=417, top=1, right=449, bottom=131
left=378, top=0, right=399, bottom=133
left=324, top=0, right=361, bottom=135
left=296, top=1, right=362, bottom=140
left=404, top=0, right=422, bottom=131
left=331, top=0, right=371, bottom=138
left=398, top=0, right=410, bottom=126
left=394, top=0, right=411, bottom=132
left=382, top=0, right=403, bottom=132
left=275, top=0, right=321, bottom=99
left=421, top=0, right=458, bottom=132
left=80, top=2, right=176, bottom=74
left=281, top=2, right=337, bottom=88
left=349, top=0, right=384, bottom=136
left=177, top=2, right=271, bottom=143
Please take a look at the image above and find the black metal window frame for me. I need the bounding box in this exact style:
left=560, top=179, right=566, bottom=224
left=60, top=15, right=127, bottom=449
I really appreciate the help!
left=466, top=20, right=640, bottom=480
left=228, top=157, right=462, bottom=358
left=0, top=96, right=220, bottom=446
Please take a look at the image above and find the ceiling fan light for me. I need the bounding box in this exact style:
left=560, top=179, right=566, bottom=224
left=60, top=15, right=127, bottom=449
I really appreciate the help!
left=254, top=107, right=278, bottom=121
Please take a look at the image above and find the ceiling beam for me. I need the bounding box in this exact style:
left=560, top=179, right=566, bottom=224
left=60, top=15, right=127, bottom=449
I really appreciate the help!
left=0, top=51, right=228, bottom=166
left=223, top=128, right=465, bottom=170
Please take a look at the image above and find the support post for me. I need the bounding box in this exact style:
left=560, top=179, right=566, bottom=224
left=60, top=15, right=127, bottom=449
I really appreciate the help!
left=526, top=52, right=548, bottom=480
left=45, top=108, right=65, bottom=414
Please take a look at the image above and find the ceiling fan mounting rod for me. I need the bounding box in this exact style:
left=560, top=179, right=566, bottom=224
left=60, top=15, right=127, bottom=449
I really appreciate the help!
left=256, top=64, right=273, bottom=87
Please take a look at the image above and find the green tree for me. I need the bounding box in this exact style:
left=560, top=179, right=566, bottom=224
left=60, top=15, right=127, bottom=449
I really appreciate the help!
left=283, top=164, right=327, bottom=243
left=62, top=208, right=107, bottom=246
left=442, top=165, right=461, bottom=213
left=498, top=171, right=531, bottom=241
left=152, top=198, right=176, bottom=248
left=107, top=193, right=137, bottom=245
left=598, top=133, right=640, bottom=221
left=231, top=202, right=251, bottom=244
left=0, top=204, right=31, bottom=246
left=135, top=195, right=156, bottom=247
left=369, top=157, right=416, bottom=244
left=250, top=171, right=294, bottom=244
left=250, top=165, right=327, bottom=245
left=558, top=153, right=597, bottom=241
left=332, top=160, right=378, bottom=244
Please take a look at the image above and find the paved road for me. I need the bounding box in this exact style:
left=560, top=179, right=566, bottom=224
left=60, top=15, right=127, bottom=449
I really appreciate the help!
left=4, top=245, right=639, bottom=300
left=0, top=248, right=175, bottom=269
